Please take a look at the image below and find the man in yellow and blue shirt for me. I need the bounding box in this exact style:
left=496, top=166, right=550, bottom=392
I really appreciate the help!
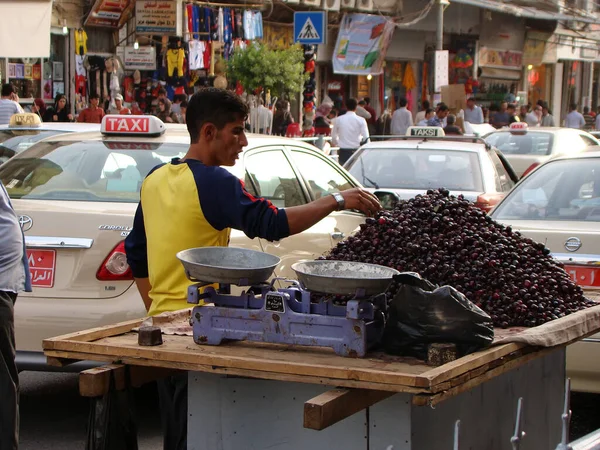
left=125, top=88, right=380, bottom=450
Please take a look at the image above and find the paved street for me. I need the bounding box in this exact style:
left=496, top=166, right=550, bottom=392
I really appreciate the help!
left=19, top=371, right=162, bottom=450
left=16, top=370, right=600, bottom=448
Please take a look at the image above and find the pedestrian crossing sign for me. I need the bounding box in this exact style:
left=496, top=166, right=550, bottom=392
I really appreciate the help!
left=294, top=12, right=326, bottom=45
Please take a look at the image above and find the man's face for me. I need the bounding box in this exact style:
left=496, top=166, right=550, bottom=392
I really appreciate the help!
left=507, top=107, right=516, bottom=115
left=209, top=119, right=248, bottom=166
left=90, top=97, right=99, bottom=107
left=542, top=107, right=549, bottom=116
left=115, top=99, right=122, bottom=109
left=438, top=109, right=449, bottom=119
left=501, top=102, right=507, bottom=112
left=520, top=106, right=528, bottom=115
left=467, top=100, right=474, bottom=109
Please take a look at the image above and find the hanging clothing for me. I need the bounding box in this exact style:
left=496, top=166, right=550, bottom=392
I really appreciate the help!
left=218, top=8, right=224, bottom=42
left=189, top=40, right=205, bottom=70
left=167, top=48, right=185, bottom=77
left=234, top=11, right=243, bottom=39
left=75, top=55, right=86, bottom=76
left=243, top=10, right=253, bottom=40
left=75, top=29, right=88, bottom=56
left=254, top=11, right=263, bottom=39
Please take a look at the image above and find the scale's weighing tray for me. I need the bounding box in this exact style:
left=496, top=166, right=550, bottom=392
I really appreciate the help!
left=177, top=247, right=280, bottom=285
left=292, top=260, right=399, bottom=295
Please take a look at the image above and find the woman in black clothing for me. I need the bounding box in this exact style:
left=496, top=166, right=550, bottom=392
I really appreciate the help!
left=44, top=94, right=74, bottom=122
left=271, top=100, right=294, bottom=136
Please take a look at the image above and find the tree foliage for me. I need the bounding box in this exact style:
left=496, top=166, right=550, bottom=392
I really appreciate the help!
left=227, top=43, right=308, bottom=99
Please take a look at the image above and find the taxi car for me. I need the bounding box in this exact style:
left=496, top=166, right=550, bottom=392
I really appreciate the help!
left=344, top=127, right=519, bottom=212
left=484, top=123, right=599, bottom=178
left=490, top=151, right=600, bottom=392
left=0, top=115, right=365, bottom=370
left=0, top=113, right=99, bottom=163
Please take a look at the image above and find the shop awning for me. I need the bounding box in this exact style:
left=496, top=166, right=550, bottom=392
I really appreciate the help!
left=479, top=67, right=521, bottom=80
left=0, top=0, right=52, bottom=58
left=450, top=0, right=600, bottom=24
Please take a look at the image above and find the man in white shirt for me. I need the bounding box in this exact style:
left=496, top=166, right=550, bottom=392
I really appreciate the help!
left=332, top=98, right=369, bottom=166
left=463, top=97, right=484, bottom=124
left=0, top=84, right=23, bottom=125
left=414, top=100, right=430, bottom=124
left=525, top=105, right=542, bottom=127
left=256, top=98, right=273, bottom=134
left=565, top=103, right=585, bottom=129
left=390, top=98, right=413, bottom=135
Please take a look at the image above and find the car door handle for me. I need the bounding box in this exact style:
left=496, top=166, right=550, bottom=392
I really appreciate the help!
left=331, top=232, right=345, bottom=241
left=25, top=236, right=94, bottom=249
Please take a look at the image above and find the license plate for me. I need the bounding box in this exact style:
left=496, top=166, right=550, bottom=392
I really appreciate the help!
left=565, top=265, right=600, bottom=288
left=26, top=249, right=56, bottom=288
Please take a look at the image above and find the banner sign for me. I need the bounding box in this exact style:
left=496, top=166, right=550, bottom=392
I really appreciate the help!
left=123, top=46, right=157, bottom=70
left=332, top=13, right=395, bottom=75
left=135, top=0, right=177, bottom=34
left=85, top=0, right=134, bottom=29
left=478, top=47, right=523, bottom=70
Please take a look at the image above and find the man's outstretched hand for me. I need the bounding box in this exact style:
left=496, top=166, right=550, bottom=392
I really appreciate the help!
left=340, top=187, right=382, bottom=217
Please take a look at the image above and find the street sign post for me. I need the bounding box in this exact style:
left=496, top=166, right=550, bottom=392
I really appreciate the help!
left=294, top=11, right=326, bottom=45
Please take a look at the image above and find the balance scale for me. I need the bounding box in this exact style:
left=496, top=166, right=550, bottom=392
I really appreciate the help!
left=177, top=247, right=399, bottom=357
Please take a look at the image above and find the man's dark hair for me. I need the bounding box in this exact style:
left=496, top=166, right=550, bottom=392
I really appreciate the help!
left=425, top=108, right=434, bottom=115
left=1, top=83, right=15, bottom=97
left=89, top=92, right=100, bottom=100
left=570, top=103, right=578, bottom=111
left=507, top=103, right=516, bottom=111
left=399, top=97, right=408, bottom=108
left=364, top=97, right=371, bottom=105
left=180, top=100, right=188, bottom=109
left=346, top=98, right=358, bottom=111
left=584, top=106, right=590, bottom=114
left=186, top=88, right=249, bottom=143
left=158, top=87, right=167, bottom=96
left=447, top=114, right=456, bottom=125
left=358, top=100, right=366, bottom=106
left=467, top=97, right=475, bottom=103
left=437, top=103, right=449, bottom=112
left=422, top=100, right=430, bottom=109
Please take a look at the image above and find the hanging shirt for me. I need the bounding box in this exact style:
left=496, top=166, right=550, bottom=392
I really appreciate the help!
left=186, top=4, right=194, bottom=41
left=254, top=11, right=263, bottom=39
left=167, top=48, right=185, bottom=77
left=218, top=8, right=224, bottom=42
left=124, top=158, right=290, bottom=316
left=75, top=55, right=86, bottom=76
left=189, top=40, right=205, bottom=70
left=243, top=10, right=254, bottom=40
left=75, top=29, right=88, bottom=56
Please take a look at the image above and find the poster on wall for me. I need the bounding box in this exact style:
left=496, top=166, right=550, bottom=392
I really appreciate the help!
left=32, top=64, right=41, bottom=80
left=123, top=46, right=157, bottom=70
left=332, top=13, right=395, bottom=75
left=53, top=82, right=65, bottom=97
left=43, top=80, right=53, bottom=100
left=53, top=62, right=64, bottom=81
left=478, top=47, right=523, bottom=70
left=135, top=0, right=177, bottom=34
left=14, top=64, right=24, bottom=79
left=24, top=64, right=32, bottom=79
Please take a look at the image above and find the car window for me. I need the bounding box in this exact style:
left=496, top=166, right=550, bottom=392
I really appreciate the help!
left=244, top=149, right=306, bottom=208
left=290, top=149, right=354, bottom=199
left=346, top=147, right=483, bottom=191
left=580, top=134, right=597, bottom=147
left=0, top=130, right=66, bottom=163
left=489, top=150, right=515, bottom=192
left=0, top=140, right=187, bottom=202
left=493, top=158, right=600, bottom=222
left=485, top=132, right=553, bottom=156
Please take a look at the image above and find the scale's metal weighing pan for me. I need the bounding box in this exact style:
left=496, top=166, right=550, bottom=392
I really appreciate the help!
left=177, top=247, right=280, bottom=285
left=292, top=260, right=399, bottom=296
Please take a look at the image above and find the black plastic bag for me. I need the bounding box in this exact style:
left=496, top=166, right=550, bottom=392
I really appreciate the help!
left=382, top=272, right=494, bottom=360
left=86, top=369, right=139, bottom=450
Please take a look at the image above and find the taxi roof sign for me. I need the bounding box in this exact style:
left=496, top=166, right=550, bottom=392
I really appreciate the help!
left=509, top=122, right=528, bottom=134
left=101, top=115, right=166, bottom=137
left=9, top=113, right=42, bottom=128
left=406, top=126, right=445, bottom=137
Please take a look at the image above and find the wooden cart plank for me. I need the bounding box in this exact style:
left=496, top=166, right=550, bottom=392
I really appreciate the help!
left=304, top=388, right=394, bottom=430
left=44, top=349, right=432, bottom=394
left=43, top=318, right=145, bottom=349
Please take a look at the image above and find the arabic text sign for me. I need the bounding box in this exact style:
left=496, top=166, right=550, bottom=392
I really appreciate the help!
left=27, top=249, right=55, bottom=288
left=478, top=47, right=523, bottom=69
left=124, top=46, right=157, bottom=70
left=333, top=14, right=395, bottom=76
left=136, top=0, right=177, bottom=34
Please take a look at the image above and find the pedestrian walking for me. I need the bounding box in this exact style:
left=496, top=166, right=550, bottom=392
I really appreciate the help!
left=427, top=103, right=449, bottom=127
left=490, top=102, right=509, bottom=128
left=77, top=92, right=105, bottom=123
left=362, top=97, right=377, bottom=134
left=0, top=84, right=24, bottom=125
left=565, top=104, right=585, bottom=129
left=541, top=104, right=555, bottom=127
left=331, top=97, right=369, bottom=165
left=124, top=87, right=381, bottom=450
left=583, top=106, right=595, bottom=131
left=464, top=97, right=484, bottom=124
left=390, top=98, right=413, bottom=135
left=0, top=179, right=31, bottom=450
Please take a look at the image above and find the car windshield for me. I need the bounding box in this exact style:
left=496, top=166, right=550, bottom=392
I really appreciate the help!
left=485, top=131, right=553, bottom=156
left=0, top=130, right=67, bottom=163
left=0, top=140, right=190, bottom=202
left=346, top=148, right=484, bottom=191
left=493, top=157, right=600, bottom=222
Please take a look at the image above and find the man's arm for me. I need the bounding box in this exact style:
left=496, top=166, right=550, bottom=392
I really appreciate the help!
left=124, top=202, right=152, bottom=311
left=477, top=107, right=484, bottom=124
left=331, top=120, right=339, bottom=146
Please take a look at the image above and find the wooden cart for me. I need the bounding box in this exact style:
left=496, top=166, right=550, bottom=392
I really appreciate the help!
left=42, top=314, right=593, bottom=450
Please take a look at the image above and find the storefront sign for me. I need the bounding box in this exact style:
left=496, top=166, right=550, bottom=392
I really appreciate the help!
left=85, top=0, right=134, bottom=29
left=434, top=50, right=449, bottom=92
left=327, top=81, right=342, bottom=91
left=135, top=0, right=177, bottom=34
left=478, top=47, right=523, bottom=70
left=523, top=39, right=546, bottom=66
left=123, top=46, right=157, bottom=70
left=332, top=13, right=395, bottom=76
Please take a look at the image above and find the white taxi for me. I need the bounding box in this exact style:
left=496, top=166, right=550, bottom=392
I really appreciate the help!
left=345, top=127, right=519, bottom=212
left=484, top=123, right=600, bottom=178
left=0, top=115, right=365, bottom=370
left=0, top=113, right=99, bottom=163
left=490, top=151, right=600, bottom=392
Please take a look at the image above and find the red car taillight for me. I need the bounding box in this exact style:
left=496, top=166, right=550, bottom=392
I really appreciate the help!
left=96, top=241, right=133, bottom=281
left=474, top=193, right=505, bottom=214
left=521, top=162, right=540, bottom=178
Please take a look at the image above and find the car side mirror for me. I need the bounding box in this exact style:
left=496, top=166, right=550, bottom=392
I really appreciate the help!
left=374, top=190, right=400, bottom=210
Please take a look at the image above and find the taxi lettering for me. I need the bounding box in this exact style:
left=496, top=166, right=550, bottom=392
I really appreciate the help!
left=411, top=128, right=439, bottom=137
left=105, top=117, right=149, bottom=133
